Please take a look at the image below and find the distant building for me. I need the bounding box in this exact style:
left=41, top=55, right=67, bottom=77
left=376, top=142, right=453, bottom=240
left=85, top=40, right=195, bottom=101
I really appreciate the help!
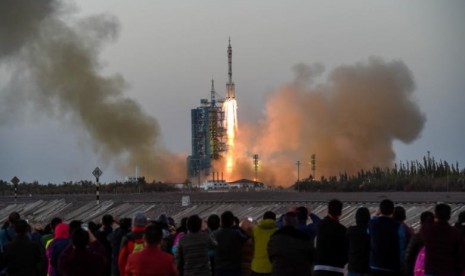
left=229, top=179, right=267, bottom=189
left=199, top=178, right=267, bottom=191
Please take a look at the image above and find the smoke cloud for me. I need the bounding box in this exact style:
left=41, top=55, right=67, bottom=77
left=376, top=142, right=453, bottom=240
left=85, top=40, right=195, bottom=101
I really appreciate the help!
left=0, top=0, right=183, bottom=181
left=233, top=57, right=426, bottom=186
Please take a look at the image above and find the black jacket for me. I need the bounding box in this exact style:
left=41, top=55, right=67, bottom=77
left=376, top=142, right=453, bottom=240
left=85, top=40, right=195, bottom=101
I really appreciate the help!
left=267, top=226, right=313, bottom=276
left=212, top=227, right=249, bottom=271
left=314, top=216, right=347, bottom=269
left=369, top=216, right=401, bottom=272
left=346, top=224, right=370, bottom=273
left=2, top=234, right=45, bottom=276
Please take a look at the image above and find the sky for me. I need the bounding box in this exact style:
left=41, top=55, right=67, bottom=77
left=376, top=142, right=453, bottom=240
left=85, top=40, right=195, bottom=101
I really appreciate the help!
left=0, top=1, right=464, bottom=184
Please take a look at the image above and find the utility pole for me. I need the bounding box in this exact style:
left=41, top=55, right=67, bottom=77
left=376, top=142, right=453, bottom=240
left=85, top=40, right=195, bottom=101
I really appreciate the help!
left=296, top=160, right=301, bottom=191
left=311, top=154, right=316, bottom=180
left=253, top=154, right=259, bottom=182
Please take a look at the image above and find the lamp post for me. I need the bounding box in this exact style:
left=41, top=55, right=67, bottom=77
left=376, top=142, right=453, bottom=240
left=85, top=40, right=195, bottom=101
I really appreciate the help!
left=296, top=160, right=301, bottom=191
left=253, top=154, right=259, bottom=182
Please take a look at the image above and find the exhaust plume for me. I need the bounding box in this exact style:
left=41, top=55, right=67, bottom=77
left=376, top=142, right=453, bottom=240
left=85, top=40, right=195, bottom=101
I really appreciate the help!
left=0, top=0, right=183, bottom=181
left=234, top=57, right=425, bottom=186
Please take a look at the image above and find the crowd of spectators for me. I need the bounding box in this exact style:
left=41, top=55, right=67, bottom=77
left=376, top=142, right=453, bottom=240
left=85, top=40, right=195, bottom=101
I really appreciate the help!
left=0, top=198, right=463, bottom=276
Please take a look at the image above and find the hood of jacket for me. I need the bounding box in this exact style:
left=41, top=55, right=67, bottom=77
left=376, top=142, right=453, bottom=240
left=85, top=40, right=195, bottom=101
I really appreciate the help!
left=258, top=219, right=277, bottom=230
left=54, top=223, right=69, bottom=239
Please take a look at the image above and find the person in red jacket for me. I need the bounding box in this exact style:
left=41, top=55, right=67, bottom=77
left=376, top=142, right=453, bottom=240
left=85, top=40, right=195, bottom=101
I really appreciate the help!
left=118, top=212, right=147, bottom=276
left=58, top=227, right=107, bottom=276
left=125, top=224, right=178, bottom=276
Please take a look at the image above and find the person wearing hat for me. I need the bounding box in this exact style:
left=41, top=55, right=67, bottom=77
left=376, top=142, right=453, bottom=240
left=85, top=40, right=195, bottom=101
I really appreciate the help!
left=118, top=212, right=147, bottom=276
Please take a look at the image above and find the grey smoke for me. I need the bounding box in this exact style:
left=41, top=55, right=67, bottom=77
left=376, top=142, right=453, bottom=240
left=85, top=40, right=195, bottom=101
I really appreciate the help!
left=0, top=0, right=183, bottom=181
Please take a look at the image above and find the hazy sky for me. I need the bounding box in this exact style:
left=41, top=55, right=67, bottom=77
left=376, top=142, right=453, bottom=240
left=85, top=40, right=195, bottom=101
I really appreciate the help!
left=1, top=1, right=464, bottom=183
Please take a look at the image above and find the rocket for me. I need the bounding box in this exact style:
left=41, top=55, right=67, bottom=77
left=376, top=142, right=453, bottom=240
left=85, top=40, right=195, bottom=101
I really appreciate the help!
left=226, top=38, right=235, bottom=99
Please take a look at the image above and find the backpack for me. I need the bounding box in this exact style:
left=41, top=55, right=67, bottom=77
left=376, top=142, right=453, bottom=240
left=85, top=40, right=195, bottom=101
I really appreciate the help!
left=128, top=235, right=145, bottom=254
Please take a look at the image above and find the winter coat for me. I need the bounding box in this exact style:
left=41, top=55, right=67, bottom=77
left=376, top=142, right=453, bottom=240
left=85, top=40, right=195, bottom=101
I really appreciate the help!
left=314, top=216, right=347, bottom=272
left=267, top=226, right=313, bottom=276
left=47, top=223, right=70, bottom=276
left=369, top=216, right=404, bottom=273
left=421, top=221, right=465, bottom=276
left=126, top=246, right=177, bottom=276
left=346, top=224, right=370, bottom=274
left=118, top=226, right=145, bottom=276
left=176, top=231, right=216, bottom=276
left=58, top=240, right=107, bottom=276
left=251, top=219, right=277, bottom=274
left=3, top=234, right=45, bottom=276
left=212, top=227, right=249, bottom=272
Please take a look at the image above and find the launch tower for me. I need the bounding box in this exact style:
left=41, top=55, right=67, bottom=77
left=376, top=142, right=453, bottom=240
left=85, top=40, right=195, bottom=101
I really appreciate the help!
left=187, top=80, right=226, bottom=180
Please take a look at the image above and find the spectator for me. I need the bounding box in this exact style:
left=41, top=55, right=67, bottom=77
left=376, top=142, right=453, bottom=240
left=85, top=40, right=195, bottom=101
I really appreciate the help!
left=369, top=199, right=406, bottom=275
left=176, top=215, right=216, bottom=276
left=404, top=211, right=434, bottom=276
left=239, top=219, right=254, bottom=276
left=295, top=206, right=320, bottom=241
left=58, top=227, right=107, bottom=276
left=421, top=203, right=465, bottom=276
left=454, top=211, right=465, bottom=239
left=47, top=222, right=70, bottom=276
left=2, top=219, right=45, bottom=276
left=393, top=205, right=414, bottom=272
left=0, top=212, right=21, bottom=253
left=267, top=212, right=313, bottom=276
left=96, top=214, right=114, bottom=276
left=118, top=212, right=147, bottom=276
left=251, top=211, right=277, bottom=276
left=313, top=199, right=347, bottom=276
left=108, top=218, right=132, bottom=276
left=125, top=224, right=178, bottom=276
left=346, top=207, right=371, bottom=276
left=212, top=211, right=249, bottom=276
left=207, top=214, right=220, bottom=275
left=41, top=217, right=62, bottom=248
left=171, top=217, right=188, bottom=255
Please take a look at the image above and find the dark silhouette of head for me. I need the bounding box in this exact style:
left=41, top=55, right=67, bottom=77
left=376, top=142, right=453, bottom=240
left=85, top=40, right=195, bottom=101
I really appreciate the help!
left=144, top=224, right=163, bottom=246
left=393, top=206, right=407, bottom=222
left=207, top=214, right=220, bottom=231
left=72, top=228, right=89, bottom=249
left=14, top=219, right=28, bottom=235
left=221, top=211, right=234, bottom=228
left=69, top=220, right=82, bottom=235
left=420, top=211, right=434, bottom=225
left=296, top=206, right=308, bottom=222
left=177, top=217, right=188, bottom=233
left=328, top=199, right=343, bottom=217
left=102, top=214, right=114, bottom=227
left=50, top=217, right=62, bottom=231
left=263, top=211, right=276, bottom=221
left=8, top=212, right=20, bottom=226
left=284, top=212, right=298, bottom=227
left=119, top=218, right=132, bottom=231
left=187, top=215, right=202, bottom=233
left=355, top=207, right=370, bottom=225
left=379, top=199, right=394, bottom=216
left=435, top=203, right=451, bottom=222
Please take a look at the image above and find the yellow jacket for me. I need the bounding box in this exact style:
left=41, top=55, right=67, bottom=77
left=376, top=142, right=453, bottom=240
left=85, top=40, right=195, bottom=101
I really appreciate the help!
left=251, top=219, right=278, bottom=273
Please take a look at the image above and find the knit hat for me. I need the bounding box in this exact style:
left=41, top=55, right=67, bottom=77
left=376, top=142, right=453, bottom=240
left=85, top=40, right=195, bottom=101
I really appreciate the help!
left=133, top=212, right=147, bottom=227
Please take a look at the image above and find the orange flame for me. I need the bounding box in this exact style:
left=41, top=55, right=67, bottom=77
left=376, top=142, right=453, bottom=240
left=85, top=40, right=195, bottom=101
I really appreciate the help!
left=223, top=99, right=238, bottom=175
